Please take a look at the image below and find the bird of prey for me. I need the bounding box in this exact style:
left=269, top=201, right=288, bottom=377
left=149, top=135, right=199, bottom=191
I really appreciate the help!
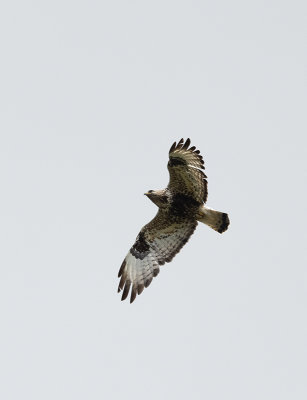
left=118, top=138, right=229, bottom=303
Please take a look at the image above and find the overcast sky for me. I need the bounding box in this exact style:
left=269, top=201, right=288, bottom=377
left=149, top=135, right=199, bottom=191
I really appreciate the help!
left=0, top=1, right=306, bottom=399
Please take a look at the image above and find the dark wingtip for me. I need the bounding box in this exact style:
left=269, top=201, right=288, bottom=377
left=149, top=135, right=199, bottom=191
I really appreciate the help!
left=130, top=286, right=137, bottom=303
left=177, top=138, right=184, bottom=148
left=137, top=284, right=144, bottom=295
left=118, top=273, right=126, bottom=292
left=170, top=138, right=195, bottom=153
left=169, top=141, right=177, bottom=153
left=118, top=260, right=126, bottom=277
left=121, top=281, right=131, bottom=301
left=182, top=138, right=191, bottom=150
left=144, top=277, right=153, bottom=288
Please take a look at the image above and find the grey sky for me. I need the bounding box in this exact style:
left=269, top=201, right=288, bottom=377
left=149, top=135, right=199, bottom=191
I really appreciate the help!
left=0, top=1, right=306, bottom=399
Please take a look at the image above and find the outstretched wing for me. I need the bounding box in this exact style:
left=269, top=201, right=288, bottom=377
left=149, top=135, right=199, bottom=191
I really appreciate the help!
left=118, top=211, right=197, bottom=303
left=168, top=138, right=208, bottom=203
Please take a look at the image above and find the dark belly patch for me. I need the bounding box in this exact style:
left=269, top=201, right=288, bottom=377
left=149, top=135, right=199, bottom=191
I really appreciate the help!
left=170, top=194, right=200, bottom=218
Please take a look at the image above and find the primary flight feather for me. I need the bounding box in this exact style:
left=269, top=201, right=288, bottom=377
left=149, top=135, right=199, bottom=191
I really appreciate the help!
left=118, top=138, right=230, bottom=303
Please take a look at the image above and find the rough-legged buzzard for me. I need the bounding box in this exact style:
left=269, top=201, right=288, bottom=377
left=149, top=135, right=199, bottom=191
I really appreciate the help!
left=118, top=138, right=229, bottom=303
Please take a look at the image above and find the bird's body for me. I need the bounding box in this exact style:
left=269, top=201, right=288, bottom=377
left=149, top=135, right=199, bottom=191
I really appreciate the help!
left=118, top=138, right=229, bottom=303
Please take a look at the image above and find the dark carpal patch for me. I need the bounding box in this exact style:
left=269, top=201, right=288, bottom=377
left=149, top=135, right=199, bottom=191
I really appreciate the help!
left=130, top=231, right=150, bottom=259
left=168, top=157, right=186, bottom=167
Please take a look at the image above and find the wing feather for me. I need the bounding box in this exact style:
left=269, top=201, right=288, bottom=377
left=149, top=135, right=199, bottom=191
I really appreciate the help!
left=118, top=211, right=197, bottom=303
left=168, top=138, right=208, bottom=203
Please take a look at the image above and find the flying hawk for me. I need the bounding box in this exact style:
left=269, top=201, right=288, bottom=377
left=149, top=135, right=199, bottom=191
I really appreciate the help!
left=118, top=138, right=229, bottom=303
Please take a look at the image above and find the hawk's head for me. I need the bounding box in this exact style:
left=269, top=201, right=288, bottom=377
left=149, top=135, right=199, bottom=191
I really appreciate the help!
left=144, top=189, right=169, bottom=209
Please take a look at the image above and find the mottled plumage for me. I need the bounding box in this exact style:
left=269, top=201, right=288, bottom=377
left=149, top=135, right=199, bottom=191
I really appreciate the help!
left=118, top=138, right=229, bottom=303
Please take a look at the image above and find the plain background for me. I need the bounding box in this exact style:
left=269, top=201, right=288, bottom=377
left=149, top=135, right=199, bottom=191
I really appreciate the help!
left=0, top=1, right=306, bottom=399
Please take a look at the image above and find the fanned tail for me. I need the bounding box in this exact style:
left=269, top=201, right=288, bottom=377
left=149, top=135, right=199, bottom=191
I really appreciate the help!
left=197, top=206, right=230, bottom=233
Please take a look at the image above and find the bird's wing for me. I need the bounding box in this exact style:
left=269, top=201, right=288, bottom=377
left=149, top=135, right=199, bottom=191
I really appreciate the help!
left=167, top=138, right=208, bottom=203
left=118, top=210, right=197, bottom=303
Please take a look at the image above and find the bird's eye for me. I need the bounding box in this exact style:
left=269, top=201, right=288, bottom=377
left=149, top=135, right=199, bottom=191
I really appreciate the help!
left=148, top=190, right=153, bottom=193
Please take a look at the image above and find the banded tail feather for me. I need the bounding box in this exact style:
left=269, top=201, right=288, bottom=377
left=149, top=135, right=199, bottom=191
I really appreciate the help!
left=197, top=206, right=230, bottom=233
